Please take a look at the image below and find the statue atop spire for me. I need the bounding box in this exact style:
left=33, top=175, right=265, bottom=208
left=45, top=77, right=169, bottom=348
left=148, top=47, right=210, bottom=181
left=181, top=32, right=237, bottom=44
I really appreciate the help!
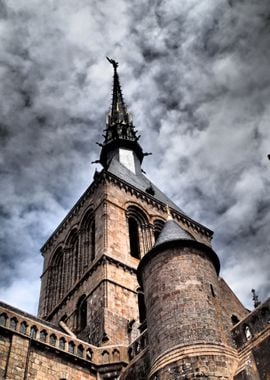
left=106, top=57, right=119, bottom=71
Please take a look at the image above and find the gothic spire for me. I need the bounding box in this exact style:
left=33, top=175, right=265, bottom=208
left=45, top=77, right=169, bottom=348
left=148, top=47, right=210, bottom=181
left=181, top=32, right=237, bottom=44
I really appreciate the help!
left=106, top=57, right=129, bottom=127
left=99, top=58, right=145, bottom=169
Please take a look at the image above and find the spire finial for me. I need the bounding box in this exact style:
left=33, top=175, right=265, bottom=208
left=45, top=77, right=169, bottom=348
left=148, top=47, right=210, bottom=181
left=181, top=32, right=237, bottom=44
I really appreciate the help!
left=166, top=205, right=173, bottom=220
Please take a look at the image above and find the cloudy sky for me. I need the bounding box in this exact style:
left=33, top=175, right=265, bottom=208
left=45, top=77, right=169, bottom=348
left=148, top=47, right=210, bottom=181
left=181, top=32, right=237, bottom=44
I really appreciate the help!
left=0, top=0, right=270, bottom=314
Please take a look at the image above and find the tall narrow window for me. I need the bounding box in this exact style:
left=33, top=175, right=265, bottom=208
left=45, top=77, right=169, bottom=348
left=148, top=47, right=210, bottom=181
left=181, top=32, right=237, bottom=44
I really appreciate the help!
left=128, top=217, right=140, bottom=259
left=81, top=209, right=95, bottom=270
left=138, top=291, right=146, bottom=324
left=77, top=295, right=87, bottom=332
left=90, top=220, right=95, bottom=261
left=47, top=247, right=64, bottom=311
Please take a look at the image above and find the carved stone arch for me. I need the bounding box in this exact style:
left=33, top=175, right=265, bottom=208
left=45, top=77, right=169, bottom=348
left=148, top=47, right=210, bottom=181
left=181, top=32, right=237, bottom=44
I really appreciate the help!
left=80, top=208, right=96, bottom=271
left=65, top=227, right=79, bottom=247
left=126, top=205, right=151, bottom=257
left=79, top=205, right=95, bottom=229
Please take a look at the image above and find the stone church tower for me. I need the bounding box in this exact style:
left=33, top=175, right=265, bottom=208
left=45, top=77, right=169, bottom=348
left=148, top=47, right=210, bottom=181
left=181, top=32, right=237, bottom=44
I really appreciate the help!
left=0, top=60, right=269, bottom=379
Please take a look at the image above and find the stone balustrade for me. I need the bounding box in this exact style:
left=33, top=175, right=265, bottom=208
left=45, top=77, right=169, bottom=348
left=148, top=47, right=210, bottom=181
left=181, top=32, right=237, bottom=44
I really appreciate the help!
left=0, top=302, right=128, bottom=367
left=232, top=298, right=270, bottom=349
left=128, top=329, right=148, bottom=361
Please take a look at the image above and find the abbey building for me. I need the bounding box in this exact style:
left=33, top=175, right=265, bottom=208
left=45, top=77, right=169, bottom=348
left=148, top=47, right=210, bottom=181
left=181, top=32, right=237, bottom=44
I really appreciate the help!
left=0, top=60, right=269, bottom=379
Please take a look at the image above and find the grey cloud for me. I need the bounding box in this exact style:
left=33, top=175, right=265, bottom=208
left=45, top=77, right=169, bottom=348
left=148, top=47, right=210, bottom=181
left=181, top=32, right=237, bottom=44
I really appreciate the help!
left=0, top=0, right=270, bottom=313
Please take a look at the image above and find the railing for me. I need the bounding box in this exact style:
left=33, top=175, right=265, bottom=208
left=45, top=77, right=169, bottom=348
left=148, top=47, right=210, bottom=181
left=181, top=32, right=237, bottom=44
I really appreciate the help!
left=232, top=298, right=270, bottom=349
left=128, top=329, right=148, bottom=361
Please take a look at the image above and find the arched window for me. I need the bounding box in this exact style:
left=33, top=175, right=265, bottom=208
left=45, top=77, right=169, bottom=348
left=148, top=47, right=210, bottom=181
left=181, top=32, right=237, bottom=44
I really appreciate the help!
left=153, top=219, right=165, bottom=241
left=68, top=341, right=75, bottom=354
left=126, top=206, right=150, bottom=258
left=81, top=210, right=95, bottom=272
left=77, top=294, right=87, bottom=332
left=49, top=334, right=57, bottom=346
left=0, top=313, right=7, bottom=326
left=77, top=344, right=84, bottom=357
left=20, top=322, right=28, bottom=334
left=59, top=337, right=66, bottom=350
left=30, top=326, right=37, bottom=339
left=47, top=247, right=65, bottom=312
left=10, top=317, right=18, bottom=330
left=65, top=229, right=80, bottom=289
left=39, top=330, right=47, bottom=342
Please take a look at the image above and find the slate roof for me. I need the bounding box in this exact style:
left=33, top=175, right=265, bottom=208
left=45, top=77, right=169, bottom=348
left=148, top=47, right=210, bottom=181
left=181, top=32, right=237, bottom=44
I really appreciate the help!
left=155, top=219, right=195, bottom=248
left=107, top=157, right=185, bottom=214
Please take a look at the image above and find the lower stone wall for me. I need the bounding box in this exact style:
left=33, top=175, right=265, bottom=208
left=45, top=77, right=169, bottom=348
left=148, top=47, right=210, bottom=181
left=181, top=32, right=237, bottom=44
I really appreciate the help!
left=120, top=349, right=150, bottom=380
left=0, top=331, right=96, bottom=380
left=0, top=329, right=11, bottom=378
left=27, top=344, right=96, bottom=380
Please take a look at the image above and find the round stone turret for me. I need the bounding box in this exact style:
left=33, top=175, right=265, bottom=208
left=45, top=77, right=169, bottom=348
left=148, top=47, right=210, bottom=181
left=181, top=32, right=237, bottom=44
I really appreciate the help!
left=137, top=220, right=238, bottom=380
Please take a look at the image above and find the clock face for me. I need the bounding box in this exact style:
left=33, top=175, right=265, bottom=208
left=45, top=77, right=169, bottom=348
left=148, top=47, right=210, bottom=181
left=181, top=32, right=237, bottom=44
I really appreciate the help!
left=119, top=148, right=136, bottom=174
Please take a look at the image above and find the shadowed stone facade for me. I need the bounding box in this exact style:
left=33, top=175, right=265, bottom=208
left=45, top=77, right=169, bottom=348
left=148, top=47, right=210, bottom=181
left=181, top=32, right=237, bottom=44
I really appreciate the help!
left=0, top=61, right=269, bottom=379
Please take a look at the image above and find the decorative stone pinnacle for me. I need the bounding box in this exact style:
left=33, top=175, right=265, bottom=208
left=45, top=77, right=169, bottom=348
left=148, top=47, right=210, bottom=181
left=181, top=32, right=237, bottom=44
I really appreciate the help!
left=166, top=205, right=173, bottom=220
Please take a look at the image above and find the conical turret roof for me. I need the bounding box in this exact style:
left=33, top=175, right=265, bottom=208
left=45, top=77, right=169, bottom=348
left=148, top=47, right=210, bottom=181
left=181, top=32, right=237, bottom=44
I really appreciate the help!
left=155, top=219, right=194, bottom=248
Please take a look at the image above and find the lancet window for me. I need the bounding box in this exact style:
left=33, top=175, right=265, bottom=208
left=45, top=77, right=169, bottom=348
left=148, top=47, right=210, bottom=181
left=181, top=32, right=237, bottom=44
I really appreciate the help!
left=77, top=294, right=87, bottom=332
left=47, top=247, right=65, bottom=311
left=80, top=209, right=95, bottom=273
left=66, top=229, right=79, bottom=288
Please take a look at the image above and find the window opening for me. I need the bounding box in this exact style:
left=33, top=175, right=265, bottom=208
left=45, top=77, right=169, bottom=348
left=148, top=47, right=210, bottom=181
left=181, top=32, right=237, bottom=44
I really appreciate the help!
left=210, top=284, right=216, bottom=297
left=138, top=291, right=146, bottom=323
left=91, top=220, right=95, bottom=261
left=68, top=341, right=75, bottom=354
left=39, top=330, right=47, bottom=342
left=20, top=322, right=28, bottom=334
left=59, top=337, right=66, bottom=350
left=10, top=317, right=18, bottom=330
left=30, top=326, right=37, bottom=339
left=231, top=315, right=240, bottom=325
left=0, top=313, right=7, bottom=326
left=128, top=217, right=140, bottom=259
left=50, top=334, right=57, bottom=346
left=77, top=295, right=87, bottom=331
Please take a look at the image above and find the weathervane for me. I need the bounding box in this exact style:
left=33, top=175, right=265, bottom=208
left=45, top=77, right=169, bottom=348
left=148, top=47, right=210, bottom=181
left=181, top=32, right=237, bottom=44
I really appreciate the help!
left=106, top=56, right=119, bottom=71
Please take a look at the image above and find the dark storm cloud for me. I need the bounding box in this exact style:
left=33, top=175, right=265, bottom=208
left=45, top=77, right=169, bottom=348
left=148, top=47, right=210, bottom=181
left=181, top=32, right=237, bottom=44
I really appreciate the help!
left=0, top=0, right=269, bottom=312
